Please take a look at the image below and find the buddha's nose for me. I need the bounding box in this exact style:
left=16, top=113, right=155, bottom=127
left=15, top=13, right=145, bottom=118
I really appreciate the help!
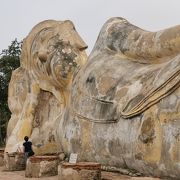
left=64, top=20, right=88, bottom=51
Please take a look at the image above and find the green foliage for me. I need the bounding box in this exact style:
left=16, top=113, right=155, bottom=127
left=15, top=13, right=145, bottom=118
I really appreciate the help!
left=0, top=39, right=21, bottom=146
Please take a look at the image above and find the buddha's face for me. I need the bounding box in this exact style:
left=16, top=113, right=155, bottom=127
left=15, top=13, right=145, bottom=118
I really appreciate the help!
left=30, top=20, right=87, bottom=88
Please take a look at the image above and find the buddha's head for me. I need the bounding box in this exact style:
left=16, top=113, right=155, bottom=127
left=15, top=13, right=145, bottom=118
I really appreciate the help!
left=21, top=20, right=87, bottom=89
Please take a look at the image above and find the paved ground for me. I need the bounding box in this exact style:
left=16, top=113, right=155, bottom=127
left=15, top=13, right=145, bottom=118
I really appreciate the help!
left=0, top=166, right=161, bottom=180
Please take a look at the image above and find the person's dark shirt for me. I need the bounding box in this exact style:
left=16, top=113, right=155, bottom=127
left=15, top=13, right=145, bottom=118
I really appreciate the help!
left=23, top=141, right=32, bottom=152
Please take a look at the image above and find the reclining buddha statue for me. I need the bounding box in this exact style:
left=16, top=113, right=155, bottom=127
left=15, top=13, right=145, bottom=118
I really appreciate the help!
left=5, top=17, right=179, bottom=178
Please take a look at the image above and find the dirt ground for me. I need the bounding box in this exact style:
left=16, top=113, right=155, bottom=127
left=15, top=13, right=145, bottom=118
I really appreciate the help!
left=0, top=166, right=56, bottom=180
left=0, top=166, right=161, bottom=180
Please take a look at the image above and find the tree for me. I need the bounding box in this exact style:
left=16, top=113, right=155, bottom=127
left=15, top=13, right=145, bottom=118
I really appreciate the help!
left=0, top=39, right=21, bottom=146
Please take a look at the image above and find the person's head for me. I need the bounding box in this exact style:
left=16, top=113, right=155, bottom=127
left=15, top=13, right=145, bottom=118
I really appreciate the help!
left=24, top=136, right=29, bottom=142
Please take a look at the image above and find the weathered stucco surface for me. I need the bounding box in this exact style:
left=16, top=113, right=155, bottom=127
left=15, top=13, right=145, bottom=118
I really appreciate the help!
left=5, top=18, right=180, bottom=179
left=6, top=20, right=87, bottom=154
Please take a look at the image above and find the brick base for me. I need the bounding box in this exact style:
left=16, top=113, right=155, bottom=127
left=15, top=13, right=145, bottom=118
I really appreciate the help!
left=4, top=152, right=25, bottom=171
left=25, top=155, right=59, bottom=178
left=58, top=162, right=101, bottom=180
left=0, top=150, right=4, bottom=166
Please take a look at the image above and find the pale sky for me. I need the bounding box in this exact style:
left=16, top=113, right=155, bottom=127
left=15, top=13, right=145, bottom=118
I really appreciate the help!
left=0, top=0, right=180, bottom=54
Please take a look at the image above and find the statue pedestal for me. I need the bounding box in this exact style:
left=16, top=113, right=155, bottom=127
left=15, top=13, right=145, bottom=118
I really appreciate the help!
left=25, top=155, right=59, bottom=178
left=58, top=162, right=101, bottom=180
left=4, top=152, right=25, bottom=171
left=0, top=150, right=4, bottom=166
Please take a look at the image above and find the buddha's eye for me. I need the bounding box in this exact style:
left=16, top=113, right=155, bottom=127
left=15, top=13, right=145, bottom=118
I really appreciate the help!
left=48, top=45, right=55, bottom=53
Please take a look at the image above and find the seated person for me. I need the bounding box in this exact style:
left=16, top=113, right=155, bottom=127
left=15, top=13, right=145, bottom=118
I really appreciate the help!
left=23, top=136, right=34, bottom=162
